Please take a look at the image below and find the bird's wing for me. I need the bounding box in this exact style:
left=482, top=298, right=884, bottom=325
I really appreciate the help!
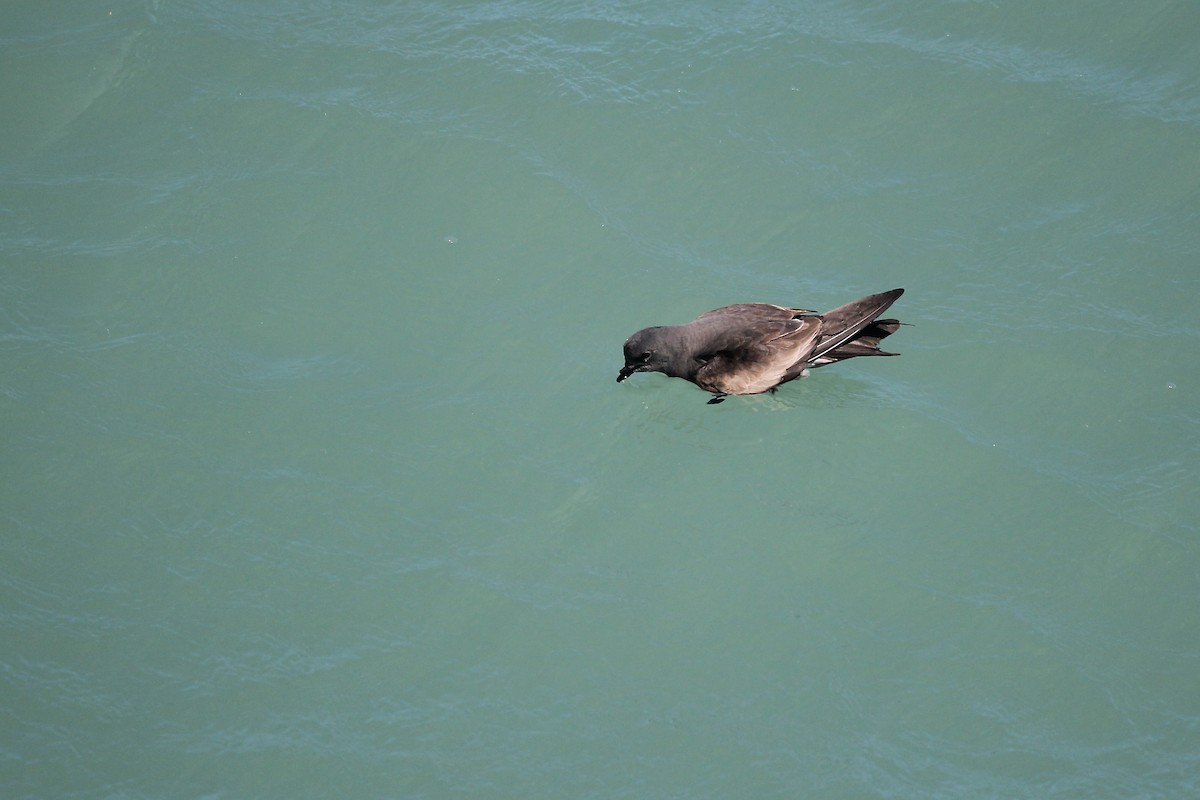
left=693, top=316, right=822, bottom=396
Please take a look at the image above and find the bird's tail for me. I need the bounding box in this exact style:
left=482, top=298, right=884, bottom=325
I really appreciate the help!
left=817, top=319, right=902, bottom=363
left=810, top=288, right=904, bottom=365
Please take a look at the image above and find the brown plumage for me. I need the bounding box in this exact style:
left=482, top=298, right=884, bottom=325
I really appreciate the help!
left=617, top=288, right=904, bottom=404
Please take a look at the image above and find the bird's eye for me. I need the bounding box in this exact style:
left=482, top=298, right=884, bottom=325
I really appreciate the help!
left=639, top=351, right=652, bottom=362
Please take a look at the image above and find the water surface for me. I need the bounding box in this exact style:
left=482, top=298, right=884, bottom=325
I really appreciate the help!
left=3, top=1, right=1199, bottom=797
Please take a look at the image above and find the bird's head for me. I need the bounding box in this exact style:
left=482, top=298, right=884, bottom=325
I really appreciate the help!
left=617, top=326, right=673, bottom=382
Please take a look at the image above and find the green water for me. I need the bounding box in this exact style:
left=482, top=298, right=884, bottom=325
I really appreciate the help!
left=3, top=2, right=1199, bottom=797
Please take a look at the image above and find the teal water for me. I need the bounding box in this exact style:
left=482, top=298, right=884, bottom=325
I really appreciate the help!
left=3, top=1, right=1199, bottom=797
